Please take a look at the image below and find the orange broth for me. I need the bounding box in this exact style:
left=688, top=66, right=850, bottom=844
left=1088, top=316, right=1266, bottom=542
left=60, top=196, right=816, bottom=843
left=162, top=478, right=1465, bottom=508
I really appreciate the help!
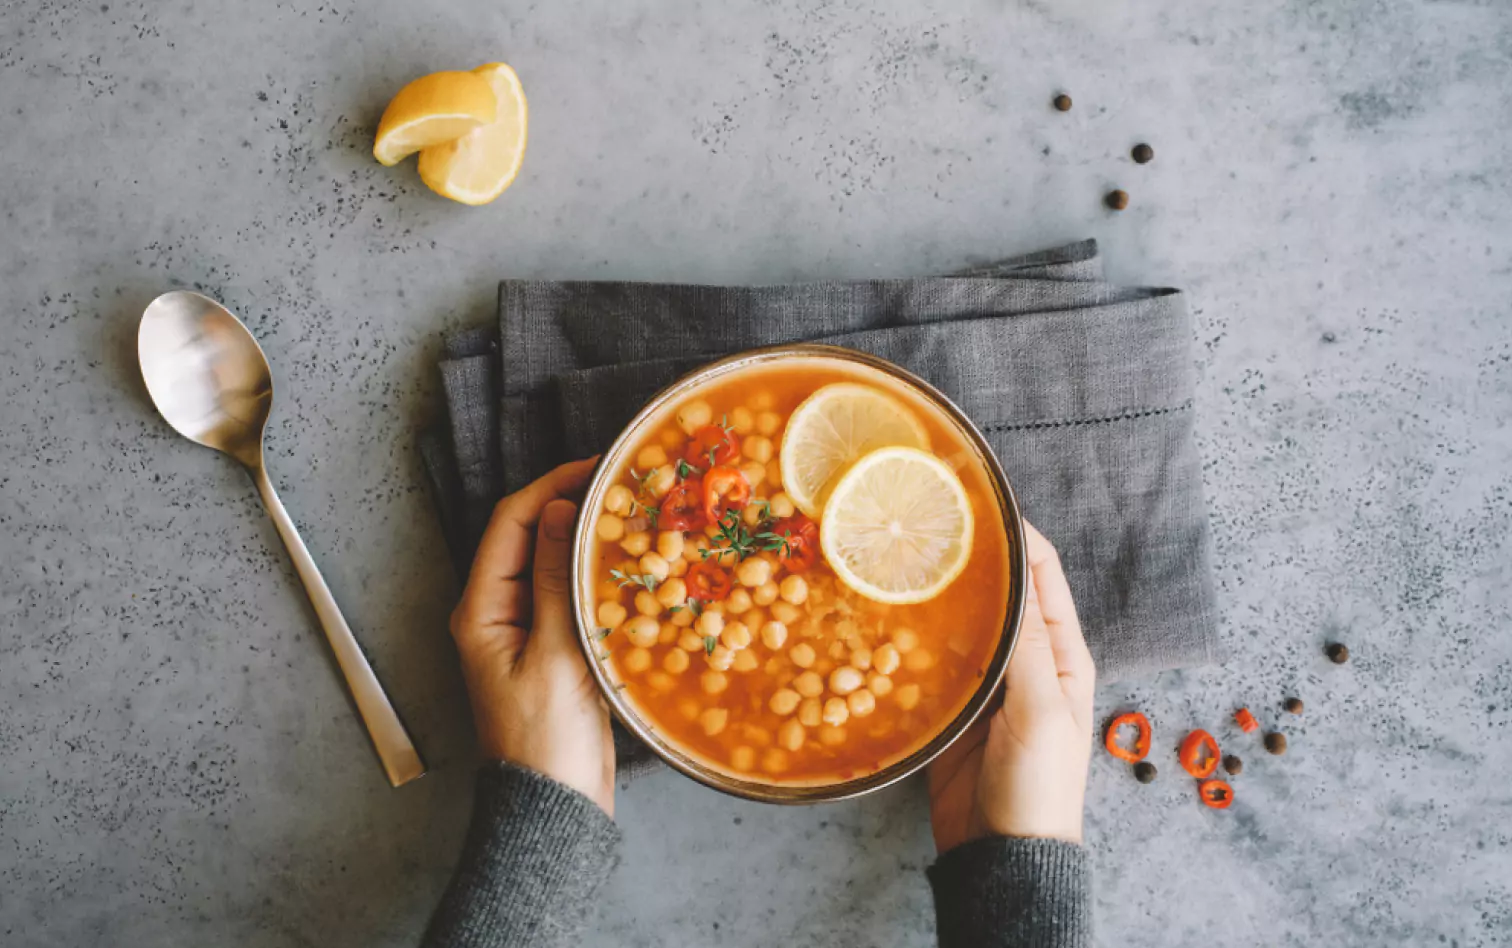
left=588, top=360, right=1010, bottom=785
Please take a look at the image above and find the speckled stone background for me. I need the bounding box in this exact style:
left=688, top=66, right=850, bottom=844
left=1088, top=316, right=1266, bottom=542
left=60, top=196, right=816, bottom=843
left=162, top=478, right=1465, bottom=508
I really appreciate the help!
left=2, top=1, right=1510, bottom=946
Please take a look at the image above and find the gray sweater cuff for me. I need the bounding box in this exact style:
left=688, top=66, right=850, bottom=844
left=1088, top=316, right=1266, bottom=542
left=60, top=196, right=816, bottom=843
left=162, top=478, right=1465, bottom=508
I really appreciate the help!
left=422, top=761, right=622, bottom=948
left=928, top=836, right=1092, bottom=948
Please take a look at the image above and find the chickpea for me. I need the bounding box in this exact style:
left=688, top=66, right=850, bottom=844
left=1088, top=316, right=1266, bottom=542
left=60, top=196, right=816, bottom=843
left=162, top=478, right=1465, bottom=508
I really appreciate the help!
left=622, top=647, right=652, bottom=674
left=645, top=465, right=676, bottom=497
left=732, top=649, right=760, bottom=672
left=604, top=484, right=635, bottom=516
left=827, top=640, right=847, bottom=660
left=822, top=697, right=850, bottom=727
left=647, top=671, right=676, bottom=693
left=657, top=531, right=685, bottom=561
left=700, top=707, right=729, bottom=736
left=663, top=649, right=691, bottom=674
left=722, top=622, right=753, bottom=650
left=739, top=461, right=766, bottom=490
left=753, top=580, right=780, bottom=606
left=636, top=445, right=669, bottom=470
left=789, top=643, right=817, bottom=668
left=793, top=671, right=825, bottom=698
left=639, top=552, right=671, bottom=583
left=660, top=622, right=680, bottom=644
left=669, top=559, right=689, bottom=578
left=634, top=591, right=660, bottom=617
left=743, top=608, right=768, bottom=631
left=676, top=400, right=714, bottom=435
left=779, top=575, right=809, bottom=605
left=818, top=725, right=847, bottom=747
left=769, top=493, right=796, bottom=518
left=895, top=683, right=922, bottom=711
left=778, top=719, right=806, bottom=752
left=730, top=746, right=756, bottom=771
left=904, top=648, right=936, bottom=672
left=872, top=643, right=901, bottom=675
left=742, top=724, right=773, bottom=747
left=736, top=557, right=773, bottom=588
left=596, top=601, right=627, bottom=630
left=695, top=610, right=725, bottom=638
left=678, top=631, right=704, bottom=652
left=596, top=514, right=625, bottom=542
left=814, top=658, right=836, bottom=676
left=761, top=621, right=789, bottom=650
left=624, top=616, right=659, bottom=648
left=706, top=645, right=736, bottom=671
left=741, top=503, right=764, bottom=527
left=847, top=689, right=877, bottom=717
left=829, top=666, right=865, bottom=696
left=769, top=601, right=799, bottom=625
left=742, top=434, right=774, bottom=464
left=701, top=670, right=729, bottom=695
left=756, top=411, right=781, bottom=436
left=850, top=646, right=873, bottom=671
left=658, top=427, right=683, bottom=451
left=677, top=697, right=701, bottom=722
left=671, top=608, right=695, bottom=627
left=770, top=688, right=802, bottom=716
left=891, top=628, right=920, bottom=653
left=867, top=673, right=893, bottom=697
left=729, top=407, right=755, bottom=433
left=760, top=747, right=791, bottom=774
left=618, top=531, right=649, bottom=557
left=765, top=459, right=783, bottom=490
left=726, top=588, right=753, bottom=614
left=684, top=534, right=711, bottom=562
left=655, top=578, right=688, bottom=610
left=798, top=697, right=823, bottom=727
left=751, top=389, right=776, bottom=410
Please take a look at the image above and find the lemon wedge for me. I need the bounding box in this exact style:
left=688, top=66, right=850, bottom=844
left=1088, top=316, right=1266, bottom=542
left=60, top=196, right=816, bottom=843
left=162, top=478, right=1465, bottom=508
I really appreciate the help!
left=373, top=70, right=497, bottom=167
left=819, top=446, right=974, bottom=604
left=417, top=63, right=528, bottom=205
left=779, top=382, right=930, bottom=518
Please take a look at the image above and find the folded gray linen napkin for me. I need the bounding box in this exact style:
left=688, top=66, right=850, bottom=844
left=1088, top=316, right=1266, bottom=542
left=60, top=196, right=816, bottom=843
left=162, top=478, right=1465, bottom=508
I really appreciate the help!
left=419, top=240, right=1218, bottom=778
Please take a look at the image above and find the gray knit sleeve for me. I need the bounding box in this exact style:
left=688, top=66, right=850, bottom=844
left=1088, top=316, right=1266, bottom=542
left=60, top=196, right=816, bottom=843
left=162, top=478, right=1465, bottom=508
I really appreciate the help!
left=421, top=761, right=621, bottom=948
left=927, top=836, right=1092, bottom=948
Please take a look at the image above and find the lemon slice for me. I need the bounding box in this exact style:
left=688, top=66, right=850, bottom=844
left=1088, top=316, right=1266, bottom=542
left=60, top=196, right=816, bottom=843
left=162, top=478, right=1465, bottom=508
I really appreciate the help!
left=820, top=446, right=974, bottom=604
left=373, top=70, right=497, bottom=167
left=418, top=63, right=528, bottom=205
left=779, top=382, right=930, bottom=518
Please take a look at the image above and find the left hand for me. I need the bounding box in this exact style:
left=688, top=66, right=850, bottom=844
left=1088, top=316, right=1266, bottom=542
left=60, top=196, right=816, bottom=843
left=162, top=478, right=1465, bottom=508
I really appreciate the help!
left=449, top=459, right=616, bottom=816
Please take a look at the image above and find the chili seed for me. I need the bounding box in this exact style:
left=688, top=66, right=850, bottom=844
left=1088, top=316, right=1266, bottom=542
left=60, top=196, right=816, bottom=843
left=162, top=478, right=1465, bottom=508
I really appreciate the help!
left=1284, top=697, right=1304, bottom=715
left=1222, top=754, right=1244, bottom=776
left=1053, top=93, right=1073, bottom=112
left=1133, top=761, right=1157, bottom=783
left=1264, top=732, right=1288, bottom=755
left=1325, top=642, right=1350, bottom=664
left=1132, top=143, right=1154, bottom=164
left=1105, top=189, right=1130, bottom=211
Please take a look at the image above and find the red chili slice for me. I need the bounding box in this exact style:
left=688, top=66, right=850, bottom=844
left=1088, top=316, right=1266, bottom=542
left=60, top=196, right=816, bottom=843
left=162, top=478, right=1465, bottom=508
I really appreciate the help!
left=1234, top=708, right=1259, bottom=733
left=1198, top=779, right=1234, bottom=809
left=685, top=561, right=733, bottom=602
left=1104, top=712, right=1152, bottom=763
left=1179, top=729, right=1220, bottom=779
left=702, top=465, right=751, bottom=524
left=687, top=425, right=739, bottom=467
left=769, top=514, right=819, bottom=573
left=659, top=478, right=707, bottom=532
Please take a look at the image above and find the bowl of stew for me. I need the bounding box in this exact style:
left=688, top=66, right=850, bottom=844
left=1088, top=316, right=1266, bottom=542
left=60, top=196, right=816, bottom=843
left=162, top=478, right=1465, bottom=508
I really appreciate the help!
left=571, top=344, right=1028, bottom=803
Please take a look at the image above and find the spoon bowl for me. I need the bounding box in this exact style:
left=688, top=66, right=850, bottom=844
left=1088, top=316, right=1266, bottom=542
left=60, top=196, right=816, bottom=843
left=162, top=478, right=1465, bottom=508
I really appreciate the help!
left=138, top=290, right=425, bottom=787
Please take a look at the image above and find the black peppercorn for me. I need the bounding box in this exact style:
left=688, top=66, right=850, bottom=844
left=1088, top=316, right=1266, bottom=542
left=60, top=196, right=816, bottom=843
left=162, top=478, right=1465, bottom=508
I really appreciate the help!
left=1284, top=697, right=1304, bottom=715
left=1326, top=642, right=1349, bottom=664
left=1264, top=732, right=1288, bottom=755
left=1132, top=143, right=1154, bottom=164
left=1053, top=93, right=1073, bottom=112
left=1222, top=754, right=1243, bottom=776
left=1133, top=761, right=1157, bottom=783
left=1105, top=189, right=1130, bottom=211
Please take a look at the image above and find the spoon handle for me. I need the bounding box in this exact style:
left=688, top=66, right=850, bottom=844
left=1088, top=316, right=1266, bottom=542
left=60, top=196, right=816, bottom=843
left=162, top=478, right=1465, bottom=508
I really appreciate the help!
left=251, top=465, right=427, bottom=787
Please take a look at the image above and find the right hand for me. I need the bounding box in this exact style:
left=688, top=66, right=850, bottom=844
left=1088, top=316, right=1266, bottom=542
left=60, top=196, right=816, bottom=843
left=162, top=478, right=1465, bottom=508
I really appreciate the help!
left=927, top=522, right=1096, bottom=851
left=449, top=459, right=616, bottom=816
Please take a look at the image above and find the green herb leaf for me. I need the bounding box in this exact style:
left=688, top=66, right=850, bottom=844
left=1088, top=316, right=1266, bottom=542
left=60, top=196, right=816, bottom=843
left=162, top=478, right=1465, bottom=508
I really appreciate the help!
left=596, top=627, right=615, bottom=640
left=676, top=458, right=698, bottom=480
left=610, top=568, right=659, bottom=593
left=703, top=636, right=718, bottom=655
left=707, top=447, right=719, bottom=470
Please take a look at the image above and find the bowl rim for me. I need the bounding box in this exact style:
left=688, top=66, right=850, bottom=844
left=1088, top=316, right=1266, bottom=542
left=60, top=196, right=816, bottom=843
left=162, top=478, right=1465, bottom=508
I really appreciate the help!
left=570, top=342, right=1029, bottom=804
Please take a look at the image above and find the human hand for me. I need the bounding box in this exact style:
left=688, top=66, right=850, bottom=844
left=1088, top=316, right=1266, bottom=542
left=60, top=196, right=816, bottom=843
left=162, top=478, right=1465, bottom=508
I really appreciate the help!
left=449, top=459, right=615, bottom=816
left=928, top=521, right=1096, bottom=851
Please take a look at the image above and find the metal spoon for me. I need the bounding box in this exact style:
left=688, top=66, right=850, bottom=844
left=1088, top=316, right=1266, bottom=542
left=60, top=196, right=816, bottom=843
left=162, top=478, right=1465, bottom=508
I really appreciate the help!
left=138, top=290, right=425, bottom=787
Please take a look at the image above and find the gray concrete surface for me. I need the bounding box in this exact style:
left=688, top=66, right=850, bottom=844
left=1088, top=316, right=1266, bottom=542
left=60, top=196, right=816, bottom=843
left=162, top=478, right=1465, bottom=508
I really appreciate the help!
left=3, top=1, right=1510, bottom=946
